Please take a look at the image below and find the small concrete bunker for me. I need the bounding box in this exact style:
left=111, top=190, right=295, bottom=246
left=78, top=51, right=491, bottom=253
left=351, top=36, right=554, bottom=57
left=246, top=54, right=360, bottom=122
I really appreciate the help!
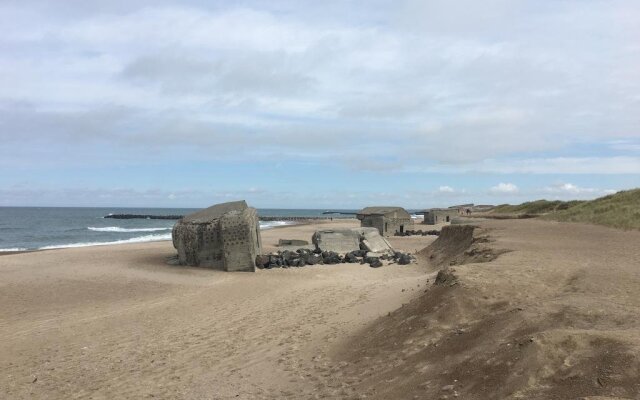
left=172, top=200, right=261, bottom=271
left=420, top=208, right=459, bottom=225
left=356, top=206, right=412, bottom=237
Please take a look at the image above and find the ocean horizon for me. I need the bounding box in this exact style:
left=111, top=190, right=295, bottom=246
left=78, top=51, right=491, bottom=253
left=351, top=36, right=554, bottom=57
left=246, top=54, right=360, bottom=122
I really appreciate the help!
left=0, top=206, right=358, bottom=252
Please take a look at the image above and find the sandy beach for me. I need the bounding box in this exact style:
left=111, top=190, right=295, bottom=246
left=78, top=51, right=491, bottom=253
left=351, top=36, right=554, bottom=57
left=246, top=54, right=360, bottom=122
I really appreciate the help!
left=1, top=218, right=639, bottom=399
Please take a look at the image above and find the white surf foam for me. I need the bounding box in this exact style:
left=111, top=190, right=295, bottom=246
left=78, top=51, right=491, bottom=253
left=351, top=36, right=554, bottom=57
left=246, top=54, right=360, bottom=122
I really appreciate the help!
left=0, top=247, right=29, bottom=252
left=35, top=221, right=291, bottom=251
left=260, top=221, right=293, bottom=230
left=39, top=233, right=172, bottom=250
left=88, top=226, right=172, bottom=233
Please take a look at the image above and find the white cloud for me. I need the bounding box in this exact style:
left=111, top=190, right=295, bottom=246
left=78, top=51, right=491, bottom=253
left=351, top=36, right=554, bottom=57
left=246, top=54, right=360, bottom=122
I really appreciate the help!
left=608, top=140, right=640, bottom=152
left=541, top=183, right=618, bottom=199
left=406, top=156, right=640, bottom=175
left=0, top=0, right=638, bottom=211
left=438, top=185, right=454, bottom=193
left=490, top=182, right=519, bottom=194
left=0, top=0, right=639, bottom=170
left=544, top=183, right=593, bottom=194
left=483, top=157, right=640, bottom=175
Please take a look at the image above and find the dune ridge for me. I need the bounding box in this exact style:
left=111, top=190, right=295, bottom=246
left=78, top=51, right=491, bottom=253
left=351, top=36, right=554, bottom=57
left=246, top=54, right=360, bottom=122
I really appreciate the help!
left=333, top=220, right=640, bottom=399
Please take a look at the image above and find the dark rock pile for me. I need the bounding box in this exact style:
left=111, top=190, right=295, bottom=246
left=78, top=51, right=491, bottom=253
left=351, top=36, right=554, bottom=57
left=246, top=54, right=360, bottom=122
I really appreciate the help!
left=255, top=248, right=415, bottom=269
left=395, top=229, right=440, bottom=237
left=434, top=268, right=458, bottom=286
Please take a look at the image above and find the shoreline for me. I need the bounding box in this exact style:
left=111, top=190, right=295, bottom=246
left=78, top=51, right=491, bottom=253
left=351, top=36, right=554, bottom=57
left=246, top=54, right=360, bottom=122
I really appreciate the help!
left=0, top=249, right=43, bottom=256
left=0, top=218, right=334, bottom=257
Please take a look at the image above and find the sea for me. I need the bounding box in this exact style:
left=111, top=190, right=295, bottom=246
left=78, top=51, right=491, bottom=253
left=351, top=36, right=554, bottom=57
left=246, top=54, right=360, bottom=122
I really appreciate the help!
left=0, top=207, right=356, bottom=252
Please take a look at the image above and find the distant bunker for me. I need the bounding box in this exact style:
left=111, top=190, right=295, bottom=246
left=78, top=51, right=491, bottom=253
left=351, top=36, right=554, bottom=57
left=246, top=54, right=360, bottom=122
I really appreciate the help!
left=172, top=200, right=261, bottom=272
left=420, top=208, right=459, bottom=225
left=356, top=206, right=413, bottom=237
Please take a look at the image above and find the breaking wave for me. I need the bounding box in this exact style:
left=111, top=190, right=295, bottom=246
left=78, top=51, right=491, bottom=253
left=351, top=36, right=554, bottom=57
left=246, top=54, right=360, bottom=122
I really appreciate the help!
left=88, top=222, right=291, bottom=233
left=0, top=247, right=29, bottom=252
left=260, top=221, right=293, bottom=230
left=88, top=226, right=172, bottom=233
left=10, top=221, right=293, bottom=252
left=38, top=233, right=172, bottom=250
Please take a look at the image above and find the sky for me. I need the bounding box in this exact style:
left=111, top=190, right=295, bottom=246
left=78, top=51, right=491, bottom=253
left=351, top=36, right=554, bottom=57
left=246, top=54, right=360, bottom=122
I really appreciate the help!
left=0, top=0, right=638, bottom=208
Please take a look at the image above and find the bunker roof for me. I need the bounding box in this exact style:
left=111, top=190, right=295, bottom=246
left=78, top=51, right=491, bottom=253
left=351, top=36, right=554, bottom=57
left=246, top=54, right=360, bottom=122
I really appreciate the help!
left=182, top=200, right=248, bottom=223
left=357, top=206, right=408, bottom=216
left=418, top=208, right=457, bottom=213
left=449, top=203, right=474, bottom=209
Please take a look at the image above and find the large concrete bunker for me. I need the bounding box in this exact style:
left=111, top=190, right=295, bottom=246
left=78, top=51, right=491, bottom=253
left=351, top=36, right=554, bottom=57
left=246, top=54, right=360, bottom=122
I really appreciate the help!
left=172, top=200, right=261, bottom=271
left=356, top=206, right=413, bottom=237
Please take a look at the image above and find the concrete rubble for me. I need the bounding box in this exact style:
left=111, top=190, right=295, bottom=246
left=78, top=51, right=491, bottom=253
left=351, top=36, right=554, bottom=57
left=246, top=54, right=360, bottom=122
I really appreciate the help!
left=353, top=227, right=395, bottom=254
left=258, top=227, right=414, bottom=269
left=395, top=229, right=440, bottom=237
left=255, top=248, right=415, bottom=269
left=312, top=227, right=395, bottom=255
left=278, top=239, right=309, bottom=247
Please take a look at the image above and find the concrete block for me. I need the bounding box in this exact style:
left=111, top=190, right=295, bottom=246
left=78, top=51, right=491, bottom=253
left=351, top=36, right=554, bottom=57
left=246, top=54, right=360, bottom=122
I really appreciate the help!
left=312, top=229, right=361, bottom=254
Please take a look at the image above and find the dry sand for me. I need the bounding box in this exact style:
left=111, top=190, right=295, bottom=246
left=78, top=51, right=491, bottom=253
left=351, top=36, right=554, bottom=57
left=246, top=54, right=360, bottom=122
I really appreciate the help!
left=1, top=218, right=639, bottom=399
left=0, top=219, right=435, bottom=399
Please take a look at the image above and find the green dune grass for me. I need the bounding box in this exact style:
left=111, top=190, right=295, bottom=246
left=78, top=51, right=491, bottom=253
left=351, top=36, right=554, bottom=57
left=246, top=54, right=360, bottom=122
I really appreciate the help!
left=491, top=199, right=585, bottom=215
left=487, top=189, right=640, bottom=230
left=543, top=189, right=640, bottom=230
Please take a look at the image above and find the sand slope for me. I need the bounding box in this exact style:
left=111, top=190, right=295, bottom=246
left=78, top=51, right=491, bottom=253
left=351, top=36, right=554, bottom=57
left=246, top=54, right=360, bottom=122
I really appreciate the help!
left=1, top=218, right=639, bottom=399
left=336, top=219, right=640, bottom=399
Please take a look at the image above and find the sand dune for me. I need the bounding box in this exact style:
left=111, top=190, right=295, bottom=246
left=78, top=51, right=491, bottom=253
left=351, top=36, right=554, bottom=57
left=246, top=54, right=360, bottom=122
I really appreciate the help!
left=1, top=218, right=639, bottom=399
left=337, top=220, right=640, bottom=399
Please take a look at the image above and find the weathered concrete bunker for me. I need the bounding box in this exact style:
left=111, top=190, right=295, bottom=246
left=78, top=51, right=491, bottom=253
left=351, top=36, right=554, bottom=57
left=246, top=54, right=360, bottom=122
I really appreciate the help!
left=420, top=208, right=459, bottom=225
left=172, top=200, right=261, bottom=271
left=356, top=206, right=412, bottom=237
